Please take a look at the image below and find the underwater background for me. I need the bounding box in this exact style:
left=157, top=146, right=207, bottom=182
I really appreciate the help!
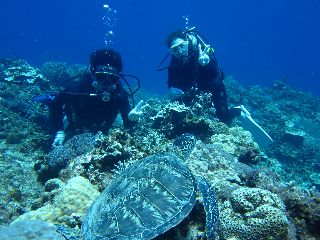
left=1, top=0, right=320, bottom=95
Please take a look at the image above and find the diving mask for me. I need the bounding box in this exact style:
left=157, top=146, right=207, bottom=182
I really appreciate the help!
left=92, top=65, right=119, bottom=101
left=94, top=65, right=120, bottom=84
left=170, top=38, right=188, bottom=58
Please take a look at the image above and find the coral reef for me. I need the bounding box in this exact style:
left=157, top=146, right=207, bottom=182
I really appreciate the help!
left=13, top=176, right=99, bottom=227
left=35, top=133, right=98, bottom=182
left=0, top=220, right=64, bottom=240
left=150, top=94, right=220, bottom=140
left=219, top=187, right=290, bottom=240
left=0, top=59, right=47, bottom=85
left=274, top=185, right=320, bottom=239
left=0, top=143, right=44, bottom=225
left=1, top=59, right=320, bottom=239
left=226, top=78, right=320, bottom=189
left=40, top=61, right=87, bottom=86
left=210, top=126, right=260, bottom=160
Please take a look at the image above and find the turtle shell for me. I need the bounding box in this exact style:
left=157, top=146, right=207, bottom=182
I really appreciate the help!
left=82, top=153, right=197, bottom=240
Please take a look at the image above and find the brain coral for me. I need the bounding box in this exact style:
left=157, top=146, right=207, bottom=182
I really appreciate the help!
left=12, top=176, right=99, bottom=225
left=219, top=187, right=290, bottom=240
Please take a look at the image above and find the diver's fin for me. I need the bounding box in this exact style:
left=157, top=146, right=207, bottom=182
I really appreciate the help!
left=237, top=105, right=273, bottom=147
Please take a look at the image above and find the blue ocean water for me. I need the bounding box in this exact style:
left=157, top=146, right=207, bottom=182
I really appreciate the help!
left=1, top=0, right=320, bottom=95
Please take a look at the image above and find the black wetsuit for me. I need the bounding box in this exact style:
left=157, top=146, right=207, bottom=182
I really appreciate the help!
left=168, top=49, right=239, bottom=124
left=48, top=74, right=134, bottom=134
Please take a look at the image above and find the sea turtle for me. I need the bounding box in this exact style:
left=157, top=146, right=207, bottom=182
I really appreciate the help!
left=82, top=152, right=219, bottom=240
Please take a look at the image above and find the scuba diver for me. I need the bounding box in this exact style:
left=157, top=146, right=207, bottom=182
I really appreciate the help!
left=162, top=27, right=241, bottom=124
left=36, top=48, right=148, bottom=147
left=158, top=27, right=273, bottom=147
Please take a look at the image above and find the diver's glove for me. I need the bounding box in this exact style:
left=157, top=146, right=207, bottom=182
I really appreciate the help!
left=128, top=100, right=150, bottom=122
left=52, top=130, right=65, bottom=147
left=169, top=87, right=184, bottom=98
left=198, top=43, right=210, bottom=66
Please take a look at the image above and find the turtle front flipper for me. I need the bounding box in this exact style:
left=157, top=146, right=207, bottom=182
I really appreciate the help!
left=55, top=224, right=82, bottom=240
left=197, top=176, right=219, bottom=240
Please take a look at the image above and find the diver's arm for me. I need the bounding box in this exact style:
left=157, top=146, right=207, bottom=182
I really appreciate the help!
left=48, top=94, right=65, bottom=133
left=118, top=91, right=136, bottom=128
left=128, top=100, right=149, bottom=121
left=48, top=94, right=66, bottom=147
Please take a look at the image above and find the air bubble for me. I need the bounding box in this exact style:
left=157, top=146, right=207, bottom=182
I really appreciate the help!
left=102, top=2, right=118, bottom=46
